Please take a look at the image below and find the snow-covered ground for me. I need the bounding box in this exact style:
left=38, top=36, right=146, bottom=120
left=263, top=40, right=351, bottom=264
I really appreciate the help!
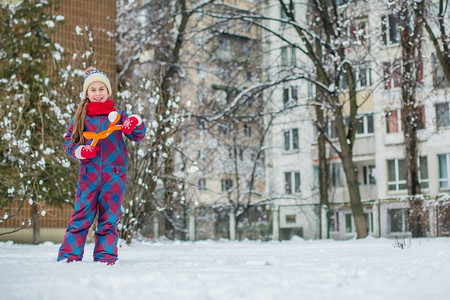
left=0, top=237, right=449, bottom=300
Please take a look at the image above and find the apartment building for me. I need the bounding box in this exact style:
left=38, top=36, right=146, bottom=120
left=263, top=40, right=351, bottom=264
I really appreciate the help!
left=177, top=0, right=266, bottom=239
left=168, top=2, right=263, bottom=200
left=263, top=0, right=450, bottom=240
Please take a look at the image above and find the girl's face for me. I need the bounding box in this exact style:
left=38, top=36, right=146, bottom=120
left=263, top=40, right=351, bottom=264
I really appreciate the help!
left=87, top=81, right=109, bottom=103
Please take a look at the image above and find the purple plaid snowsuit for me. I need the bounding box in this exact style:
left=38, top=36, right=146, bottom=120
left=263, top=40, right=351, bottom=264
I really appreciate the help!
left=58, top=109, right=146, bottom=263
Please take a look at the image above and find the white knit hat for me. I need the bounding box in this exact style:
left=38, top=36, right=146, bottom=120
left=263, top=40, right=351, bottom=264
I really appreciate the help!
left=83, top=66, right=112, bottom=99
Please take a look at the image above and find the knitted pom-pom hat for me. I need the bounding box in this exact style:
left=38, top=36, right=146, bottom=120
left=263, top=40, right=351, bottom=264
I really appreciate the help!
left=83, top=66, right=112, bottom=99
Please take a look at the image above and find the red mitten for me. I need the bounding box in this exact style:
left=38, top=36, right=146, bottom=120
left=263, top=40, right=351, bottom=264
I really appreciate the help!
left=80, top=145, right=98, bottom=159
left=121, top=116, right=139, bottom=134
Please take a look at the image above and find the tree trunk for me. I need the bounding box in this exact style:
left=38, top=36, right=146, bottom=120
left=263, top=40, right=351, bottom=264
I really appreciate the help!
left=314, top=36, right=330, bottom=239
left=399, top=2, right=426, bottom=237
left=31, top=201, right=40, bottom=244
left=340, top=151, right=367, bottom=238
left=315, top=106, right=329, bottom=238
left=335, top=107, right=367, bottom=239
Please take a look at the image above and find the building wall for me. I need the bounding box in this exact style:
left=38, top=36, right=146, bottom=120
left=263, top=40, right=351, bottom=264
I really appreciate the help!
left=53, top=0, right=117, bottom=89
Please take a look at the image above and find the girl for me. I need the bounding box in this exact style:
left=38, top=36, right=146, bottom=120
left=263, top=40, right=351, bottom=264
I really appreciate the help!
left=57, top=67, right=146, bottom=264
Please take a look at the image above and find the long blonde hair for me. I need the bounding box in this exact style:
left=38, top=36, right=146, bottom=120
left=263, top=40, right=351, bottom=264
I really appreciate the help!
left=71, top=98, right=90, bottom=145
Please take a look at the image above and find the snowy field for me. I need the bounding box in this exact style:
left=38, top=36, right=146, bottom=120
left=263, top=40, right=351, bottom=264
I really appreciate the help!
left=1, top=237, right=449, bottom=300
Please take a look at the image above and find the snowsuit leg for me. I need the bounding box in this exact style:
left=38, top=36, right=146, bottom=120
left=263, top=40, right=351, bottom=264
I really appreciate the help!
left=93, top=165, right=126, bottom=262
left=57, top=164, right=100, bottom=261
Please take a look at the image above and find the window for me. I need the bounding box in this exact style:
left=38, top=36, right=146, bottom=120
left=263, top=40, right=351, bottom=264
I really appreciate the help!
left=285, top=214, right=296, bottom=224
left=284, top=131, right=290, bottom=151
left=322, top=119, right=339, bottom=139
left=433, top=55, right=449, bottom=88
left=415, top=106, right=426, bottom=130
left=366, top=212, right=373, bottom=234
left=385, top=109, right=401, bottom=133
left=357, top=66, right=372, bottom=88
left=381, top=14, right=400, bottom=45
left=283, top=86, right=298, bottom=107
left=383, top=60, right=402, bottom=89
left=436, top=103, right=450, bottom=128
left=239, top=147, right=244, bottom=161
left=344, top=212, right=373, bottom=234
left=356, top=114, right=374, bottom=136
left=227, top=146, right=233, bottom=159
left=361, top=165, right=376, bottom=185
left=313, top=165, right=319, bottom=190
left=329, top=210, right=339, bottom=232
left=281, top=46, right=296, bottom=67
left=383, top=59, right=423, bottom=89
left=244, top=124, right=252, bottom=138
left=198, top=178, right=206, bottom=191
left=284, top=172, right=292, bottom=194
left=292, top=128, right=299, bottom=150
left=284, top=171, right=301, bottom=194
left=283, top=87, right=289, bottom=106
left=195, top=34, right=205, bottom=47
left=388, top=209, right=410, bottom=233
left=241, top=20, right=252, bottom=33
left=329, top=163, right=344, bottom=187
left=420, top=156, right=429, bottom=189
left=291, top=46, right=296, bottom=66
left=291, top=86, right=298, bottom=102
left=197, top=118, right=206, bottom=131
left=340, top=70, right=349, bottom=91
left=387, top=157, right=427, bottom=191
left=281, top=46, right=288, bottom=66
left=241, top=42, right=250, bottom=56
left=283, top=128, right=299, bottom=151
left=348, top=18, right=368, bottom=44
left=345, top=214, right=353, bottom=233
left=219, top=122, right=232, bottom=135
left=339, top=66, right=372, bottom=91
left=385, top=107, right=425, bottom=132
left=221, top=179, right=233, bottom=192
left=280, top=5, right=287, bottom=21
left=438, top=154, right=450, bottom=189
left=387, top=159, right=407, bottom=191
left=314, top=118, right=344, bottom=140
left=307, top=81, right=316, bottom=99
left=219, top=38, right=230, bottom=52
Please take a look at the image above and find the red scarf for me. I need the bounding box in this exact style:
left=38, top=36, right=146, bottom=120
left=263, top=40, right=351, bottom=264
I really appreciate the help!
left=86, top=99, right=116, bottom=116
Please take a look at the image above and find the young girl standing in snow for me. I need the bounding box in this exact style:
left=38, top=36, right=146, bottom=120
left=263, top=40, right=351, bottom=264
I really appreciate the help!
left=58, top=67, right=146, bottom=264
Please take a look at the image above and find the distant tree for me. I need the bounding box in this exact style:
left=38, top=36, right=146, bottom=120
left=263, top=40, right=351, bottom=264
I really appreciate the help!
left=116, top=0, right=216, bottom=241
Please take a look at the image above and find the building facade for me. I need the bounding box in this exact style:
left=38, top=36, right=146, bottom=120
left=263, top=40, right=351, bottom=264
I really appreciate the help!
left=263, top=0, right=450, bottom=240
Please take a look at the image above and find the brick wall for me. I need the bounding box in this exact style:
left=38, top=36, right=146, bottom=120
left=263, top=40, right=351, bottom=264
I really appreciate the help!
left=53, top=0, right=117, bottom=87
